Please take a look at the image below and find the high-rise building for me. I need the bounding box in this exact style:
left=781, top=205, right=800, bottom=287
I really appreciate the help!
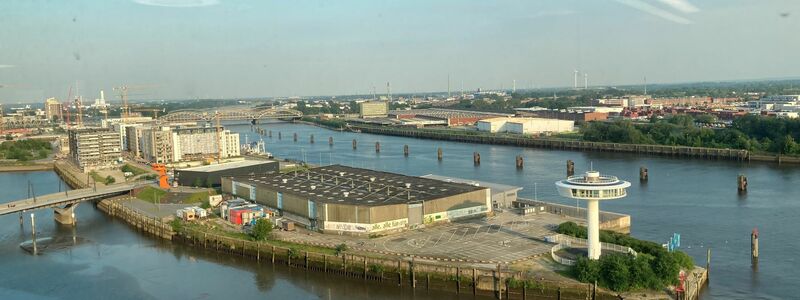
left=134, top=125, right=240, bottom=163
left=44, top=98, right=62, bottom=121
left=359, top=101, right=389, bottom=118
left=68, top=127, right=122, bottom=172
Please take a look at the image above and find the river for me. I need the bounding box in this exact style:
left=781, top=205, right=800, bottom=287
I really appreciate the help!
left=1, top=122, right=797, bottom=299
left=232, top=122, right=799, bottom=300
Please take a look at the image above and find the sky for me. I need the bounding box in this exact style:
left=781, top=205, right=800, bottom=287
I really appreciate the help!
left=0, top=0, right=798, bottom=103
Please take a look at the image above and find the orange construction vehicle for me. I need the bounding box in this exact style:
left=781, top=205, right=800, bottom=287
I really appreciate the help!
left=151, top=163, right=170, bottom=189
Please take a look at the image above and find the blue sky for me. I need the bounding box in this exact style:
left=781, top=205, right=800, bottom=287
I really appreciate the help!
left=0, top=0, right=798, bottom=103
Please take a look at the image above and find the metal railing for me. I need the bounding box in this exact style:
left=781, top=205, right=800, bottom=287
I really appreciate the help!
left=546, top=234, right=637, bottom=265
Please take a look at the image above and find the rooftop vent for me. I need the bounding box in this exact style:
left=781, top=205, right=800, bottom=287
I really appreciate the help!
left=282, top=179, right=288, bottom=184
left=339, top=172, right=345, bottom=176
left=343, top=191, right=350, bottom=197
left=370, top=177, right=376, bottom=182
left=405, top=183, right=411, bottom=188
left=311, top=185, right=316, bottom=190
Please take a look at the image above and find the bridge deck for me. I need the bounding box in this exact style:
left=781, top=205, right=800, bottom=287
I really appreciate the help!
left=0, top=182, right=148, bottom=216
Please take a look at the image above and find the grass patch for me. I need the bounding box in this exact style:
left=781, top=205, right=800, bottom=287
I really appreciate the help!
left=183, top=190, right=216, bottom=204
left=280, top=165, right=309, bottom=174
left=136, top=186, right=168, bottom=203
left=89, top=171, right=105, bottom=183
left=121, top=164, right=148, bottom=176
left=181, top=220, right=337, bottom=255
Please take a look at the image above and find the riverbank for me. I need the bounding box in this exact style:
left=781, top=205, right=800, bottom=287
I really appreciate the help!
left=349, top=124, right=754, bottom=163
left=0, top=162, right=53, bottom=172
left=95, top=196, right=628, bottom=299
left=299, top=118, right=799, bottom=165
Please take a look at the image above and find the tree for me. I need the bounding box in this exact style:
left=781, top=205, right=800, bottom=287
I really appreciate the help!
left=250, top=219, right=273, bottom=241
left=104, top=176, right=116, bottom=184
left=573, top=257, right=600, bottom=283
left=599, top=254, right=632, bottom=292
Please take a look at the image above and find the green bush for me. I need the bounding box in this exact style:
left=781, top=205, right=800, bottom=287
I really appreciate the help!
left=250, top=219, right=273, bottom=241
left=287, top=247, right=300, bottom=259
left=335, top=243, right=348, bottom=256
left=561, top=222, right=695, bottom=292
left=104, top=175, right=116, bottom=185
left=369, top=264, right=385, bottom=274
left=572, top=257, right=600, bottom=283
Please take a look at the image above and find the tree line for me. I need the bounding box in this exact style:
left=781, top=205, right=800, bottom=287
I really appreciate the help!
left=581, top=114, right=800, bottom=155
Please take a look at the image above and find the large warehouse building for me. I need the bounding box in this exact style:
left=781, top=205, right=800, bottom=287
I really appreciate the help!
left=221, top=165, right=491, bottom=235
left=176, top=160, right=279, bottom=187
left=477, top=117, right=574, bottom=134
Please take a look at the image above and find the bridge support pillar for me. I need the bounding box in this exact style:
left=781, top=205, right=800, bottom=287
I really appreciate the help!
left=54, top=203, right=79, bottom=225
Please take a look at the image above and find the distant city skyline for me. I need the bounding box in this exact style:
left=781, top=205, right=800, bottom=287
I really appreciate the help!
left=0, top=0, right=798, bottom=103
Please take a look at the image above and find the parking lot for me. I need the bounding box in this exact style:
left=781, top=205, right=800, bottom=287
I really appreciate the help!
left=276, top=211, right=584, bottom=264
left=373, top=211, right=580, bottom=263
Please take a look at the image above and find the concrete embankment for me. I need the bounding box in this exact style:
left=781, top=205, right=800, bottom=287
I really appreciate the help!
left=175, top=226, right=616, bottom=300
left=53, top=160, right=89, bottom=189
left=97, top=198, right=175, bottom=240
left=0, top=163, right=54, bottom=172
left=348, top=125, right=763, bottom=164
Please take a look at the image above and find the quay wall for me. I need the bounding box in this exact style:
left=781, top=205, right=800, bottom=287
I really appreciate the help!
left=97, top=198, right=175, bottom=240
left=515, top=198, right=631, bottom=234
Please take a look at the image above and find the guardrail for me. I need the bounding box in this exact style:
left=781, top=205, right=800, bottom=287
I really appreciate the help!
left=545, top=234, right=637, bottom=265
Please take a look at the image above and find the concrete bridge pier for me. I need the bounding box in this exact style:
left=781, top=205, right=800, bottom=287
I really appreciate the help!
left=54, top=203, right=79, bottom=225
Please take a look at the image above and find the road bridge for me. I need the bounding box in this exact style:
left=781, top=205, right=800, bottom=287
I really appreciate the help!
left=159, top=107, right=302, bottom=123
left=0, top=182, right=148, bottom=225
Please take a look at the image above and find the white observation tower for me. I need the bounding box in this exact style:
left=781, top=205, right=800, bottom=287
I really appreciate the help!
left=555, top=170, right=630, bottom=260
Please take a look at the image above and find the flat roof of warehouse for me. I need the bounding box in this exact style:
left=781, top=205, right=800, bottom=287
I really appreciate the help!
left=420, top=175, right=522, bottom=195
left=229, top=165, right=488, bottom=206
left=181, top=160, right=275, bottom=173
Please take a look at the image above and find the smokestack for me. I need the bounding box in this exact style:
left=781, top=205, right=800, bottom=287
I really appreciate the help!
left=584, top=73, right=588, bottom=89
left=574, top=70, right=578, bottom=89
left=387, top=82, right=391, bottom=102
left=100, top=90, right=105, bottom=102
left=512, top=79, right=516, bottom=93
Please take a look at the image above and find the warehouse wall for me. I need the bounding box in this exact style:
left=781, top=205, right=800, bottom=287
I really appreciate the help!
left=281, top=193, right=309, bottom=218
left=256, top=187, right=278, bottom=208
left=221, top=177, right=232, bottom=194
left=423, top=189, right=489, bottom=215
left=370, top=203, right=408, bottom=223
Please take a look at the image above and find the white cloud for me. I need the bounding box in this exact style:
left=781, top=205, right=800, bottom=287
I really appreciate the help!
left=615, top=0, right=693, bottom=24
left=0, top=64, right=15, bottom=68
left=658, top=0, right=700, bottom=14
left=132, top=0, right=219, bottom=8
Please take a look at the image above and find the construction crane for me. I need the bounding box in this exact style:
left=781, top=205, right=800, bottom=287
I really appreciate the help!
left=75, top=96, right=83, bottom=127
left=114, top=84, right=159, bottom=122
left=151, top=163, right=170, bottom=189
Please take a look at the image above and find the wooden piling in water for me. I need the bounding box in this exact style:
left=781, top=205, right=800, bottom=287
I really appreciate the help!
left=310, top=134, right=314, bottom=144
left=738, top=175, right=748, bottom=192
left=751, top=228, right=759, bottom=265
left=352, top=139, right=357, bottom=149
left=473, top=152, right=481, bottom=165
left=567, top=160, right=574, bottom=177
left=278, top=132, right=281, bottom=139
left=329, top=137, right=333, bottom=146
left=293, top=133, right=297, bottom=142
left=375, top=141, right=380, bottom=153
left=403, top=144, right=409, bottom=156
left=640, top=166, right=648, bottom=181
left=515, top=155, right=524, bottom=169
left=268, top=130, right=272, bottom=138
left=437, top=148, right=443, bottom=161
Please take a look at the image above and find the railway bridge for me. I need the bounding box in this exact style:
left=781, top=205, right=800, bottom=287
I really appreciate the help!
left=158, top=107, right=303, bottom=123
